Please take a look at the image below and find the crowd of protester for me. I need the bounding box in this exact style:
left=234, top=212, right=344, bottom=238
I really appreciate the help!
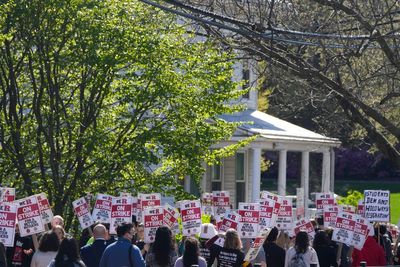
left=0, top=215, right=399, bottom=267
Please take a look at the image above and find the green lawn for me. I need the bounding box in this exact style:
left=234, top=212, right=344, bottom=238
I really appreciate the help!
left=261, top=179, right=400, bottom=224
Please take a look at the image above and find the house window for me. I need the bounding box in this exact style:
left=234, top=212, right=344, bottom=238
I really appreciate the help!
left=235, top=152, right=246, bottom=206
left=211, top=164, right=222, bottom=191
left=242, top=60, right=250, bottom=99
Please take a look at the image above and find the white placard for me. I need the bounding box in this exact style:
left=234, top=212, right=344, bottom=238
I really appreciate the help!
left=276, top=197, right=293, bottom=230
left=163, top=203, right=180, bottom=235
left=0, top=187, right=15, bottom=203
left=144, top=206, right=163, bottom=243
left=259, top=198, right=279, bottom=229
left=180, top=200, right=201, bottom=236
left=364, top=190, right=390, bottom=222
left=238, top=202, right=260, bottom=238
left=72, top=197, right=94, bottom=230
left=296, top=188, right=305, bottom=218
left=36, top=193, right=54, bottom=224
left=332, top=212, right=356, bottom=246
left=351, top=216, right=369, bottom=250
left=244, top=228, right=271, bottom=262
left=110, top=197, right=132, bottom=234
left=323, top=206, right=338, bottom=228
left=17, top=196, right=45, bottom=236
left=0, top=202, right=17, bottom=247
left=315, top=193, right=335, bottom=214
left=219, top=211, right=241, bottom=233
left=201, top=193, right=213, bottom=215
left=92, top=194, right=112, bottom=223
left=292, top=219, right=315, bottom=238
left=212, top=191, right=230, bottom=216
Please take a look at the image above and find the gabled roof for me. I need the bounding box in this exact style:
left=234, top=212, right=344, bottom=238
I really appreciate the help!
left=219, top=109, right=341, bottom=146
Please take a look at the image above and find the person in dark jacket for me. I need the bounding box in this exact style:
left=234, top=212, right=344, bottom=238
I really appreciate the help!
left=6, top=225, right=34, bottom=267
left=313, top=230, right=337, bottom=267
left=263, top=227, right=285, bottom=267
left=80, top=224, right=108, bottom=267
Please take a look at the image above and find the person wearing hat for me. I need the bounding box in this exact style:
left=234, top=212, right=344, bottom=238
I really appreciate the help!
left=199, top=223, right=218, bottom=267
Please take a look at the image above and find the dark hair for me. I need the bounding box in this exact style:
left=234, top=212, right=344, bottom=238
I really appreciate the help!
left=39, top=231, right=59, bottom=252
left=153, top=226, right=174, bottom=266
left=183, top=237, right=200, bottom=267
left=54, top=238, right=83, bottom=267
left=266, top=227, right=279, bottom=242
left=313, top=230, right=329, bottom=248
left=116, top=222, right=134, bottom=238
left=295, top=231, right=309, bottom=254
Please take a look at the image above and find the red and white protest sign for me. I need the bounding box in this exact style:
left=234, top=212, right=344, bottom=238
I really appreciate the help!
left=351, top=216, right=369, bottom=250
left=164, top=203, right=180, bottom=235
left=259, top=198, right=279, bottom=229
left=73, top=197, right=94, bottom=230
left=323, top=206, right=338, bottom=228
left=131, top=197, right=138, bottom=217
left=339, top=204, right=356, bottom=214
left=17, top=196, right=45, bottom=236
left=180, top=200, right=201, bottom=236
left=36, top=193, right=54, bottom=224
left=244, top=228, right=271, bottom=262
left=92, top=194, right=112, bottom=223
left=0, top=187, right=15, bottom=203
left=276, top=197, right=293, bottom=230
left=144, top=206, right=163, bottom=243
left=292, top=219, right=315, bottom=238
left=238, top=203, right=260, bottom=238
left=110, top=197, right=132, bottom=234
left=219, top=211, right=241, bottom=233
left=332, top=212, right=356, bottom=246
left=201, top=193, right=213, bottom=215
left=315, top=193, right=335, bottom=214
left=0, top=202, right=17, bottom=247
left=357, top=200, right=365, bottom=216
left=389, top=224, right=399, bottom=241
left=140, top=193, right=161, bottom=210
left=212, top=191, right=230, bottom=216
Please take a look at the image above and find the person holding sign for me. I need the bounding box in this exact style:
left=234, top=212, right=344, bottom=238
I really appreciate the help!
left=145, top=226, right=177, bottom=267
left=173, top=237, right=207, bottom=267
left=209, top=229, right=244, bottom=267
left=30, top=231, right=59, bottom=267
left=284, top=231, right=319, bottom=267
left=263, top=227, right=285, bottom=267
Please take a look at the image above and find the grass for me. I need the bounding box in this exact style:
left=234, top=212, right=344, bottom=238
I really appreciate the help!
left=261, top=179, right=400, bottom=224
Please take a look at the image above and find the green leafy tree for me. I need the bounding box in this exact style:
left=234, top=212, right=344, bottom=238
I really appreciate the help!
left=0, top=0, right=247, bottom=227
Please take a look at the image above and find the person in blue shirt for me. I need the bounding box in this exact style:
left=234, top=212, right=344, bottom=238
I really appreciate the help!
left=80, top=224, right=109, bottom=267
left=99, top=222, right=145, bottom=267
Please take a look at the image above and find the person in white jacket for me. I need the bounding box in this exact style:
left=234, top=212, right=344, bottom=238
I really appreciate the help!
left=31, top=231, right=59, bottom=267
left=284, top=231, right=320, bottom=267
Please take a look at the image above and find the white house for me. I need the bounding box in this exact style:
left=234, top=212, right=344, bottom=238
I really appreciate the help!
left=184, top=60, right=341, bottom=210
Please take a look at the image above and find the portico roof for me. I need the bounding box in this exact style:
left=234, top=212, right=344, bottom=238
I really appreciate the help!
left=220, top=109, right=341, bottom=146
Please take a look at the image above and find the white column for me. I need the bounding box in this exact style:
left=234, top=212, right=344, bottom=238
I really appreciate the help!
left=301, top=151, right=310, bottom=215
left=322, top=149, right=331, bottom=192
left=330, top=148, right=335, bottom=192
left=201, top=163, right=207, bottom=193
left=278, top=150, right=287, bottom=196
left=252, top=148, right=261, bottom=201
left=184, top=175, right=191, bottom=193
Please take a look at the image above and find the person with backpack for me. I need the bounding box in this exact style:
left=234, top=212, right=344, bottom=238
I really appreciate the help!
left=284, top=231, right=320, bottom=267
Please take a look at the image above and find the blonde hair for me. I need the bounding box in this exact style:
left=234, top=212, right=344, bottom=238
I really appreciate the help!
left=224, top=229, right=242, bottom=250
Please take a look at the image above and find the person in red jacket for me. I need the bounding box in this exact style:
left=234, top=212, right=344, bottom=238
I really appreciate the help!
left=352, top=235, right=386, bottom=267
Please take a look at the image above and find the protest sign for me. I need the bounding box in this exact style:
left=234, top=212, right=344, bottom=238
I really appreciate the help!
left=163, top=203, right=180, bottom=235
left=0, top=187, right=15, bottom=203
left=72, top=197, right=94, bottom=230
left=332, top=212, right=356, bottom=246
left=292, top=218, right=315, bottom=238
left=315, top=193, right=335, bottom=214
left=144, top=206, right=163, bottom=243
left=244, top=228, right=271, bottom=262
left=364, top=190, right=390, bottom=222
left=110, top=196, right=132, bottom=234
left=180, top=200, right=201, bottom=236
left=296, top=188, right=305, bottom=218
left=219, top=211, right=241, bottom=233
left=351, top=216, right=369, bottom=250
left=389, top=224, right=399, bottom=241
left=238, top=203, right=260, bottom=238
left=92, top=194, right=112, bottom=223
left=276, top=197, right=293, bottom=230
left=140, top=193, right=161, bottom=210
left=212, top=191, right=231, bottom=216
left=131, top=197, right=138, bottom=217
left=258, top=198, right=278, bottom=229
left=357, top=200, right=365, bottom=216
left=36, top=193, right=54, bottom=224
left=323, top=206, right=338, bottom=228
left=201, top=193, right=214, bottom=215
left=17, top=196, right=45, bottom=236
left=0, top=202, right=17, bottom=247
left=339, top=204, right=356, bottom=214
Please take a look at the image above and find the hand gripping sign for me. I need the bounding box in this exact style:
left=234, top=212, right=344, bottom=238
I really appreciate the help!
left=244, top=228, right=271, bottom=262
left=163, top=203, right=180, bottom=235
left=315, top=193, right=335, bottom=214
left=144, top=206, right=164, bottom=243
left=180, top=200, right=202, bottom=236
left=16, top=196, right=45, bottom=237
left=364, top=190, right=390, bottom=222
left=92, top=194, right=112, bottom=224
left=219, top=211, right=241, bottom=234
left=276, top=197, right=293, bottom=230
left=332, top=212, right=356, bottom=246
left=110, top=196, right=132, bottom=234
left=238, top=202, right=260, bottom=238
left=0, top=187, right=15, bottom=203
left=0, top=202, right=17, bottom=247
left=73, top=197, right=94, bottom=230
left=212, top=191, right=231, bottom=216
left=36, top=193, right=54, bottom=224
